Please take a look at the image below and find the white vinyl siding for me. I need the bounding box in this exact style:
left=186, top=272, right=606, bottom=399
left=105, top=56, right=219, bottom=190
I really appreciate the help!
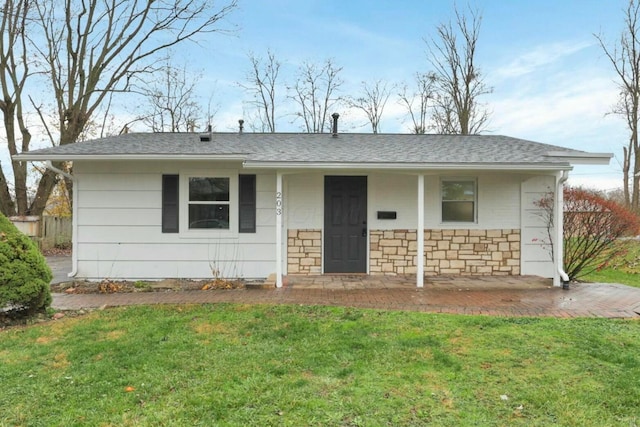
left=520, top=175, right=556, bottom=277
left=73, top=161, right=275, bottom=280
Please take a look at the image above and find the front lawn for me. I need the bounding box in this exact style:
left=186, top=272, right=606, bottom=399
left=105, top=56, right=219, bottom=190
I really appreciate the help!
left=582, top=238, right=640, bottom=287
left=1, top=304, right=639, bottom=426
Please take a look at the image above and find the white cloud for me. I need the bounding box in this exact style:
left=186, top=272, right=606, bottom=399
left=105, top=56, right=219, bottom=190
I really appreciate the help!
left=494, top=40, right=593, bottom=79
left=488, top=73, right=622, bottom=150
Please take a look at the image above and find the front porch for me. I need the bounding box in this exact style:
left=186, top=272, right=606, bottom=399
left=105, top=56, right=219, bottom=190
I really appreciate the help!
left=273, top=170, right=567, bottom=288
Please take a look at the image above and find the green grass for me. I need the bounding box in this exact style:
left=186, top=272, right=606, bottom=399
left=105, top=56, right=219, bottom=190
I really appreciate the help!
left=1, top=305, right=640, bottom=426
left=582, top=239, right=640, bottom=287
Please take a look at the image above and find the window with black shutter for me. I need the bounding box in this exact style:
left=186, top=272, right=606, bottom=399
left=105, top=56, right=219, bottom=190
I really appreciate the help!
left=162, top=175, right=179, bottom=233
left=239, top=174, right=256, bottom=233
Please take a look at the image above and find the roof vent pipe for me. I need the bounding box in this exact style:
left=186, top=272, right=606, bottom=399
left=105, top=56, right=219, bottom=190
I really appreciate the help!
left=331, top=113, right=339, bottom=137
left=238, top=119, right=244, bottom=134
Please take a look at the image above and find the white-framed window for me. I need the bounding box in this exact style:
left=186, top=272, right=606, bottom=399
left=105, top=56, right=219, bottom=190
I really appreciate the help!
left=441, top=178, right=477, bottom=223
left=188, top=177, right=230, bottom=229
left=178, top=171, right=238, bottom=236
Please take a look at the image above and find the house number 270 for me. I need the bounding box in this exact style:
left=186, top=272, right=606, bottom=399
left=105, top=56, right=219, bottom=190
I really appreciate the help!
left=276, top=192, right=283, bottom=216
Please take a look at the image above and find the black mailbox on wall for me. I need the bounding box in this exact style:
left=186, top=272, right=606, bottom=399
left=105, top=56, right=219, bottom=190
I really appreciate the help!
left=377, top=211, right=397, bottom=220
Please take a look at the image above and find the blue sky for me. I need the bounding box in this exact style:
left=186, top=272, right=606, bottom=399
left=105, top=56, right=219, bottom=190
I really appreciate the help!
left=2, top=0, right=630, bottom=191
left=159, top=0, right=627, bottom=190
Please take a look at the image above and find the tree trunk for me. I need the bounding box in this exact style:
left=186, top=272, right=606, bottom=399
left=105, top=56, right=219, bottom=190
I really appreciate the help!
left=633, top=100, right=640, bottom=212
left=0, top=167, right=16, bottom=216
left=28, top=168, right=58, bottom=216
left=26, top=123, right=82, bottom=216
left=623, top=146, right=631, bottom=208
left=633, top=144, right=640, bottom=212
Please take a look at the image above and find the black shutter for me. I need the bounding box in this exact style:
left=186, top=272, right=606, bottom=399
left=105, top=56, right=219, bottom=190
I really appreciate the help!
left=239, top=174, right=256, bottom=233
left=162, top=175, right=179, bottom=233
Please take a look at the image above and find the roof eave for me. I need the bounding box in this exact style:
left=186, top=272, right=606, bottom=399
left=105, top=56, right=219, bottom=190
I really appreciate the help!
left=241, top=161, right=573, bottom=171
left=12, top=154, right=248, bottom=161
left=545, top=151, right=613, bottom=165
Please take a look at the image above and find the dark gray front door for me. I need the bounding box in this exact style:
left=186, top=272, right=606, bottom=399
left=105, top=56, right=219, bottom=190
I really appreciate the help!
left=324, top=176, right=367, bottom=273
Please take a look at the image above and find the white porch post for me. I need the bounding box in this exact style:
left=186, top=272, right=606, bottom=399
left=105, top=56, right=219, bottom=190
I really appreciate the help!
left=276, top=171, right=284, bottom=287
left=554, top=171, right=569, bottom=287
left=417, top=174, right=425, bottom=288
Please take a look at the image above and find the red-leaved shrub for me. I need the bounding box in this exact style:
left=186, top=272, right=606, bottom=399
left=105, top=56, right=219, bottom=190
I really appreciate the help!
left=536, top=187, right=640, bottom=280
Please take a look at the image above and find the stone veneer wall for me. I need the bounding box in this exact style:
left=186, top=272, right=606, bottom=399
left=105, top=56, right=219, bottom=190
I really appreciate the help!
left=287, top=229, right=322, bottom=274
left=370, top=230, right=417, bottom=275
left=370, top=229, right=521, bottom=276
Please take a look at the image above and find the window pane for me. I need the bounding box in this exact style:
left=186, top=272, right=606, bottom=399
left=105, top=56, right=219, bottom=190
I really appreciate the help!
left=189, top=204, right=229, bottom=229
left=442, top=201, right=474, bottom=222
left=189, top=177, right=229, bottom=202
left=442, top=181, right=475, bottom=201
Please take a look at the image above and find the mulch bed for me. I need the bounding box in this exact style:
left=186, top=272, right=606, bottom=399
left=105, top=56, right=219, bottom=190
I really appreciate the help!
left=50, top=278, right=245, bottom=294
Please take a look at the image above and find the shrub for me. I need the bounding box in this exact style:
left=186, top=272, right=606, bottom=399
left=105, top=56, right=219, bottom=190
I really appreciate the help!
left=0, top=213, right=52, bottom=315
left=537, top=187, right=640, bottom=280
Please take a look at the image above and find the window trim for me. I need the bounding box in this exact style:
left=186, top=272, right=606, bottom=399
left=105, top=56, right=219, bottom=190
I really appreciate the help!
left=440, top=177, right=477, bottom=223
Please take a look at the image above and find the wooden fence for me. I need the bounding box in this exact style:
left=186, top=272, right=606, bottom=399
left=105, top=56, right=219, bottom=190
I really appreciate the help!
left=40, top=216, right=72, bottom=250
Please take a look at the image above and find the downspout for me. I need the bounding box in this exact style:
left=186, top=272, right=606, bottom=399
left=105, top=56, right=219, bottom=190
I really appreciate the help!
left=555, top=170, right=570, bottom=288
left=44, top=161, right=78, bottom=278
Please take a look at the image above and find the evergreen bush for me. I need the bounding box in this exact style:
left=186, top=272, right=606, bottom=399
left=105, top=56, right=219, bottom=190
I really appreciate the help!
left=0, top=213, right=52, bottom=315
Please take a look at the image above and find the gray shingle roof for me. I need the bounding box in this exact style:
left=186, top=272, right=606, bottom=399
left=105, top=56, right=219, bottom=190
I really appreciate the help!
left=15, top=132, right=608, bottom=166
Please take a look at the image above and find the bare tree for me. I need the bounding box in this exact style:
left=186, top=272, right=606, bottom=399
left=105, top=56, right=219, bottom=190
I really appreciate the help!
left=427, top=5, right=491, bottom=135
left=139, top=61, right=203, bottom=132
left=0, top=0, right=33, bottom=216
left=240, top=50, right=280, bottom=132
left=289, top=59, right=343, bottom=133
left=0, top=0, right=237, bottom=216
left=347, top=80, right=393, bottom=133
left=596, top=0, right=640, bottom=211
left=399, top=72, right=437, bottom=134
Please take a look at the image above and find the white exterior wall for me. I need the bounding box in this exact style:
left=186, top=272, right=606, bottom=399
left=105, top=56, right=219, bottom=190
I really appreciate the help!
left=520, top=175, right=556, bottom=277
left=73, top=164, right=556, bottom=280
left=369, top=173, right=418, bottom=229
left=285, top=173, right=324, bottom=229
left=284, top=172, right=525, bottom=232
left=423, top=174, right=521, bottom=229
left=74, top=161, right=276, bottom=280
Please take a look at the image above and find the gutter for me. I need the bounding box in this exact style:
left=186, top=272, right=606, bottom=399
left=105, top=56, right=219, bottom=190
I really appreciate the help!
left=44, top=161, right=78, bottom=279
left=555, top=170, right=570, bottom=287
